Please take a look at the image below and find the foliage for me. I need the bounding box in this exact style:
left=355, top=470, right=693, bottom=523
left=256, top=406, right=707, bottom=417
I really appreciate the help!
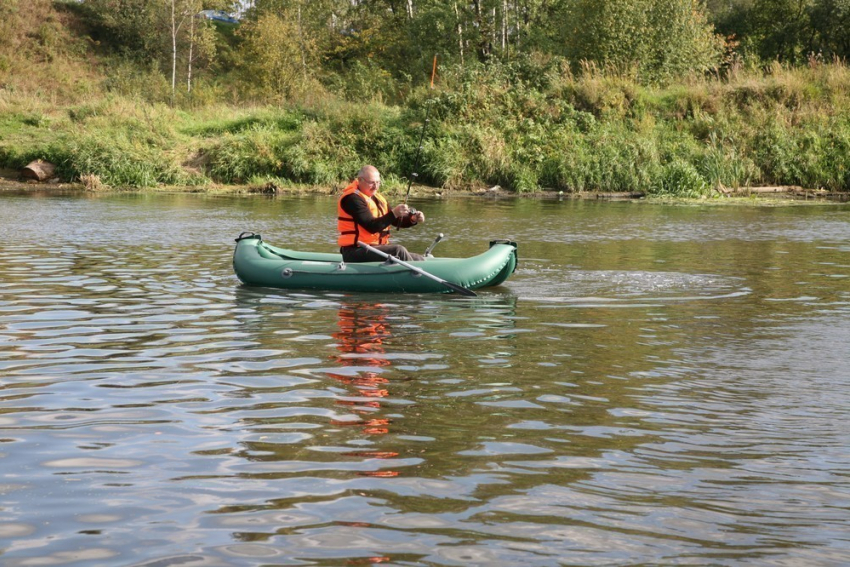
left=76, top=0, right=160, bottom=59
left=0, top=0, right=94, bottom=100
left=559, top=0, right=725, bottom=84
left=78, top=0, right=229, bottom=100
left=714, top=0, right=850, bottom=63
left=236, top=9, right=323, bottom=104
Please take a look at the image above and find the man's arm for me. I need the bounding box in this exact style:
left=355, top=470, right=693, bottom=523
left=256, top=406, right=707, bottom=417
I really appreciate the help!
left=340, top=194, right=396, bottom=233
left=341, top=194, right=419, bottom=231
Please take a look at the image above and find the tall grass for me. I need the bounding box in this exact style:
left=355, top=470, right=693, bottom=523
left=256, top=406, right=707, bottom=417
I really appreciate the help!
left=413, top=57, right=850, bottom=195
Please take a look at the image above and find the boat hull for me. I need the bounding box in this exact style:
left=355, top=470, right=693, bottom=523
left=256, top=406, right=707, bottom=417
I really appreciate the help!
left=232, top=234, right=517, bottom=294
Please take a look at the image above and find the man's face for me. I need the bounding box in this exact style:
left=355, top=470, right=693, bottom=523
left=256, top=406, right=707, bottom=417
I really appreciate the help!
left=358, top=172, right=381, bottom=196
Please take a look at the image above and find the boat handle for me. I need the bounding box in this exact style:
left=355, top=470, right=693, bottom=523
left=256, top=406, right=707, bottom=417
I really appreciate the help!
left=235, top=232, right=261, bottom=242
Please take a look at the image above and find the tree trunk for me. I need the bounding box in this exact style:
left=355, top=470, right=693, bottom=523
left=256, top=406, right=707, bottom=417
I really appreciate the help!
left=297, top=1, right=308, bottom=81
left=492, top=6, right=497, bottom=55
left=514, top=0, right=521, bottom=50
left=21, top=160, right=56, bottom=182
left=501, top=0, right=508, bottom=55
left=454, top=0, right=464, bottom=65
left=171, top=0, right=177, bottom=106
left=472, top=0, right=489, bottom=61
left=187, top=7, right=194, bottom=93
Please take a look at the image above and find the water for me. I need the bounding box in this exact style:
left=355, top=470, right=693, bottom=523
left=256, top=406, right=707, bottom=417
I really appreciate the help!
left=1, top=191, right=849, bottom=566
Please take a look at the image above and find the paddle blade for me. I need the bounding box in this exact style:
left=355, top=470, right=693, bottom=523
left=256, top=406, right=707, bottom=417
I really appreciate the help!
left=443, top=281, right=477, bottom=296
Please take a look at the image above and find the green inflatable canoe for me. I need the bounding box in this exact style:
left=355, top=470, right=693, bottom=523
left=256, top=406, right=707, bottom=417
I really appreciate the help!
left=233, top=232, right=518, bottom=294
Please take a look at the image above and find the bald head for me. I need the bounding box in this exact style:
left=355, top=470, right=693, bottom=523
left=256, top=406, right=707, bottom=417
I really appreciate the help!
left=356, top=165, right=381, bottom=195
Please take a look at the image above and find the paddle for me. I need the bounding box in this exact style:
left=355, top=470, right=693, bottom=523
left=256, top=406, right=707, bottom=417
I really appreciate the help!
left=357, top=241, right=477, bottom=297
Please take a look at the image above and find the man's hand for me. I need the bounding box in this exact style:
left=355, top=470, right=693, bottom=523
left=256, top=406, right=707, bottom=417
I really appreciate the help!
left=411, top=211, right=425, bottom=224
left=392, top=203, right=410, bottom=218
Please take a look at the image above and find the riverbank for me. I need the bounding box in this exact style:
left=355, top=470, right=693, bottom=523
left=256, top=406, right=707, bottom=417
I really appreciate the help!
left=4, top=168, right=847, bottom=205
left=3, top=62, right=850, bottom=199
left=4, top=1, right=850, bottom=200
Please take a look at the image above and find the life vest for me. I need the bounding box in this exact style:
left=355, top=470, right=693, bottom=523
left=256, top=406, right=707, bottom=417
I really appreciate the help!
left=337, top=181, right=391, bottom=247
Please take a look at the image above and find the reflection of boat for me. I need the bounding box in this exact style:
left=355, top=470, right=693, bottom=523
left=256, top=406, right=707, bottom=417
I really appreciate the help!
left=233, top=233, right=518, bottom=294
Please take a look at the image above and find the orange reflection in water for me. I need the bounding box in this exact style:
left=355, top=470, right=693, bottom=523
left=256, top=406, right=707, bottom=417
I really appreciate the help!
left=329, top=302, right=402, bottom=476
left=333, top=303, right=392, bottom=366
left=344, top=554, right=392, bottom=565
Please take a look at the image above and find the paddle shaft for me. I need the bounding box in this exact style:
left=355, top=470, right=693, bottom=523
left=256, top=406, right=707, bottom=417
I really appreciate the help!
left=357, top=242, right=476, bottom=296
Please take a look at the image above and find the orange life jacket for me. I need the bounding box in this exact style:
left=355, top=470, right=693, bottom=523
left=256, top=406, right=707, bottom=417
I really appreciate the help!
left=337, top=181, right=391, bottom=247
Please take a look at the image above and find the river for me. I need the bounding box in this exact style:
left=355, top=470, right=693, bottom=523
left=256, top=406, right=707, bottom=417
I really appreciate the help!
left=1, top=191, right=849, bottom=566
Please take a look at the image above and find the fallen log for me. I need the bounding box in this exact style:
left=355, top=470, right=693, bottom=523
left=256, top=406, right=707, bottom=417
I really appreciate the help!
left=594, top=191, right=645, bottom=200
left=723, top=185, right=804, bottom=194
left=21, top=160, right=56, bottom=182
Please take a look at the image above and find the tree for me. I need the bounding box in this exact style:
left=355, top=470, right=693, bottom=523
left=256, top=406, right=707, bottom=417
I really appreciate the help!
left=80, top=0, right=232, bottom=102
left=809, top=0, right=850, bottom=59
left=714, top=0, right=850, bottom=63
left=558, top=0, right=724, bottom=83
left=80, top=0, right=161, bottom=59
left=169, top=0, right=188, bottom=102
left=237, top=8, right=322, bottom=103
left=748, top=0, right=815, bottom=63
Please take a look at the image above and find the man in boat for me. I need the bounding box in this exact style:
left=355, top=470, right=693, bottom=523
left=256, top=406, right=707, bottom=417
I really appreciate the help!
left=338, top=165, right=426, bottom=262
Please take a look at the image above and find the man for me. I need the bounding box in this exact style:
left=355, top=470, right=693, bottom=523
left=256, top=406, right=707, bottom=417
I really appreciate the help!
left=338, top=165, right=426, bottom=262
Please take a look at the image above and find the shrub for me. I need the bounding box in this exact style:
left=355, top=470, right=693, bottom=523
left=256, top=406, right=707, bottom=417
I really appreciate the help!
left=652, top=159, right=709, bottom=196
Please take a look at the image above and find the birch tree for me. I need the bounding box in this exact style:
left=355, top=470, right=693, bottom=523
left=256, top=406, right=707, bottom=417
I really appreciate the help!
left=81, top=0, right=228, bottom=101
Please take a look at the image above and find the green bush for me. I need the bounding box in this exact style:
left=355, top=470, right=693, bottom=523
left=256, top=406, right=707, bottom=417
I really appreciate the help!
left=204, top=125, right=294, bottom=183
left=652, top=160, right=709, bottom=197
left=59, top=133, right=187, bottom=187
